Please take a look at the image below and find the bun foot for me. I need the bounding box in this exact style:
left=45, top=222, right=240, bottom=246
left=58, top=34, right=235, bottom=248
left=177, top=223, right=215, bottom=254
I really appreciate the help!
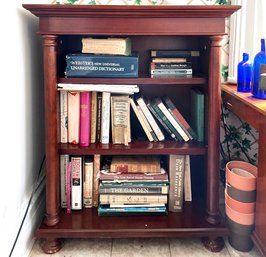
left=40, top=238, right=63, bottom=254
left=201, top=236, right=225, bottom=252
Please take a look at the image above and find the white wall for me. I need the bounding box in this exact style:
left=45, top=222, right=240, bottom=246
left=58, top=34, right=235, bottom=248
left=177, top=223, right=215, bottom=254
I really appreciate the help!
left=0, top=2, right=45, bottom=257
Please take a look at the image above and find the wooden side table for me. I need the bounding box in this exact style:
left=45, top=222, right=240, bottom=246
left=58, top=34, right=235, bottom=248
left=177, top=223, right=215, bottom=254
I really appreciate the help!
left=222, top=84, right=266, bottom=257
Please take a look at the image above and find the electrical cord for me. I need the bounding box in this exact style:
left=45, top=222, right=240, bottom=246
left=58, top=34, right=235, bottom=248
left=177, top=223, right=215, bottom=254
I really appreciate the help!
left=9, top=155, right=46, bottom=257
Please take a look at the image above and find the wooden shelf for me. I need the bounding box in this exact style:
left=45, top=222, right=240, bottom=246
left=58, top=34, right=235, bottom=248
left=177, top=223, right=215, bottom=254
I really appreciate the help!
left=59, top=141, right=206, bottom=155
left=58, top=75, right=207, bottom=85
left=37, top=202, right=228, bottom=239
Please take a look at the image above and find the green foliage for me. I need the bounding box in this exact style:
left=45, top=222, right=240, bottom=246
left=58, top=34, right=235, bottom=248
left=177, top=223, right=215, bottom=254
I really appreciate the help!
left=88, top=0, right=96, bottom=4
left=221, top=64, right=228, bottom=82
left=215, top=0, right=231, bottom=5
left=134, top=0, right=142, bottom=5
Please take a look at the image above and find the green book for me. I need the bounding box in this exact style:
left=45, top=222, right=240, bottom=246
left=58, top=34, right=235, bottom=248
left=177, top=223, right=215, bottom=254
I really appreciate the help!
left=190, top=87, right=205, bottom=142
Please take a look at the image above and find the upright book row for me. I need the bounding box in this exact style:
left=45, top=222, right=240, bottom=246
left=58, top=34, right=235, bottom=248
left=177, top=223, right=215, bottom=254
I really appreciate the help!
left=60, top=154, right=192, bottom=215
left=60, top=88, right=204, bottom=146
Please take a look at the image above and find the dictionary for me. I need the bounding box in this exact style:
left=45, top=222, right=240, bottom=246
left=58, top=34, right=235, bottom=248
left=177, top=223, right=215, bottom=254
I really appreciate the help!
left=65, top=53, right=138, bottom=78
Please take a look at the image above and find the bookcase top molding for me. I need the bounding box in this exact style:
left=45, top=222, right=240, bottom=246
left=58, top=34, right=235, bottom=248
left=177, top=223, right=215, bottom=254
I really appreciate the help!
left=23, top=4, right=240, bottom=19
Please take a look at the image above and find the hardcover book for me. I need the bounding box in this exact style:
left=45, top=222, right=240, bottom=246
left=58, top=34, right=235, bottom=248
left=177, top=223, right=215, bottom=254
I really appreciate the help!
left=60, top=90, right=68, bottom=143
left=151, top=57, right=187, bottom=63
left=83, top=157, right=94, bottom=208
left=71, top=156, right=83, bottom=210
left=184, top=155, right=192, bottom=202
left=111, top=95, right=131, bottom=146
left=90, top=91, right=97, bottom=143
left=190, top=87, right=205, bottom=142
left=100, top=92, right=111, bottom=144
left=163, top=96, right=197, bottom=140
left=82, top=37, right=132, bottom=56
left=65, top=53, right=138, bottom=78
left=150, top=62, right=192, bottom=70
left=168, top=155, right=185, bottom=212
left=60, top=154, right=69, bottom=208
left=67, top=92, right=80, bottom=144
left=66, top=161, right=71, bottom=213
left=110, top=155, right=161, bottom=174
left=79, top=91, right=91, bottom=147
left=93, top=154, right=101, bottom=207
left=150, top=69, right=192, bottom=75
left=151, top=49, right=200, bottom=58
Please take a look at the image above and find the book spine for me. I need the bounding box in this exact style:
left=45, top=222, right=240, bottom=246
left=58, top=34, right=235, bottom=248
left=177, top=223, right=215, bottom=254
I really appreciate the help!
left=83, top=159, right=94, bottom=208
left=65, top=54, right=138, bottom=78
left=147, top=100, right=178, bottom=141
left=90, top=91, right=97, bottom=143
left=96, top=93, right=102, bottom=143
left=168, top=155, right=185, bottom=212
left=99, top=194, right=168, bottom=205
left=150, top=69, right=192, bottom=75
left=99, top=186, right=168, bottom=194
left=60, top=154, right=69, bottom=208
left=99, top=172, right=168, bottom=181
left=79, top=91, right=91, bottom=146
left=150, top=62, right=192, bottom=70
left=157, top=100, right=189, bottom=142
left=137, top=97, right=165, bottom=141
left=66, top=161, right=71, bottom=213
left=184, top=155, right=192, bottom=202
left=71, top=156, right=83, bottom=210
left=60, top=91, right=68, bottom=143
left=67, top=92, right=80, bottom=144
left=93, top=154, right=101, bottom=207
left=163, top=96, right=197, bottom=140
left=129, top=98, right=154, bottom=142
left=100, top=92, right=111, bottom=144
left=151, top=50, right=200, bottom=58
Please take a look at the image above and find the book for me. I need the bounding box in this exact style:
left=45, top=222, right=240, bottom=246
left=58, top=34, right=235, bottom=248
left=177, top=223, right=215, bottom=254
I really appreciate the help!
left=153, top=97, right=189, bottom=142
left=110, top=155, right=161, bottom=174
left=83, top=157, right=94, bottom=208
left=184, top=155, right=192, bottom=202
left=190, top=87, right=205, bottom=142
left=148, top=98, right=180, bottom=141
left=66, top=161, right=71, bottom=213
left=99, top=194, right=168, bottom=205
left=65, top=53, right=138, bottom=78
left=168, top=155, right=185, bottom=212
left=163, top=96, right=197, bottom=140
left=82, top=37, right=132, bottom=56
left=99, top=183, right=169, bottom=195
left=136, top=96, right=165, bottom=141
left=111, top=95, right=131, bottom=146
left=98, top=205, right=167, bottom=216
left=93, top=154, right=101, bottom=207
left=151, top=57, right=187, bottom=63
left=100, top=168, right=169, bottom=182
left=71, top=156, right=83, bottom=210
left=100, top=92, right=111, bottom=144
left=79, top=91, right=91, bottom=147
left=150, top=69, right=192, bottom=75
left=57, top=83, right=139, bottom=95
left=60, top=154, right=69, bottom=208
left=67, top=92, right=80, bottom=144
left=60, top=90, right=68, bottom=143
left=151, top=49, right=200, bottom=58
left=150, top=62, right=192, bottom=70
left=90, top=91, right=97, bottom=143
left=96, top=93, right=102, bottom=143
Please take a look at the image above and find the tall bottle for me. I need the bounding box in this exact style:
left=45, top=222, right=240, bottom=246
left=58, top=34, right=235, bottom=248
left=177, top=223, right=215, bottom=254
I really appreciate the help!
left=237, top=53, right=252, bottom=92
left=252, top=39, right=266, bottom=99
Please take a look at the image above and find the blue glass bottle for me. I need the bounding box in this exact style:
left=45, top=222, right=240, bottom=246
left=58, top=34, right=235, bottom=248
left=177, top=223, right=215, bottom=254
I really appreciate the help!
left=252, top=39, right=266, bottom=99
left=237, top=53, right=252, bottom=92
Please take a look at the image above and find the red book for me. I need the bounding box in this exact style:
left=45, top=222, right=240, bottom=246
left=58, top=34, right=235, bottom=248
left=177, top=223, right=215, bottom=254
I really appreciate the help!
left=79, top=92, right=91, bottom=146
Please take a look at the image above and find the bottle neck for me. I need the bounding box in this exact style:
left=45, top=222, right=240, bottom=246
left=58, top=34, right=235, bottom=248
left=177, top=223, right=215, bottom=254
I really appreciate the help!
left=261, top=39, right=265, bottom=52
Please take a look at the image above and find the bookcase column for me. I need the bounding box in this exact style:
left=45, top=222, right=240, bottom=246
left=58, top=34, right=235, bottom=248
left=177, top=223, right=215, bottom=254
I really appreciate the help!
left=42, top=35, right=60, bottom=227
left=206, top=35, right=224, bottom=225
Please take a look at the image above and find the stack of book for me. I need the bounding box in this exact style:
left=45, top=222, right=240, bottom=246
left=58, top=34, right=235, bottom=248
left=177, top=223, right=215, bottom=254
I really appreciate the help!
left=150, top=49, right=200, bottom=77
left=98, top=155, right=169, bottom=216
left=64, top=37, right=138, bottom=78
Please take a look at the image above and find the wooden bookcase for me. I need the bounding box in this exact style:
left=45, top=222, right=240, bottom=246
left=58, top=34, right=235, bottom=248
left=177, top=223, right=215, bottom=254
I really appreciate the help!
left=22, top=5, right=240, bottom=254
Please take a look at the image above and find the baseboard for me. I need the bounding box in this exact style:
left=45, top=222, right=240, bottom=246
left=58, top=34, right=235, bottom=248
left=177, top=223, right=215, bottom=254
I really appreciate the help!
left=10, top=177, right=46, bottom=257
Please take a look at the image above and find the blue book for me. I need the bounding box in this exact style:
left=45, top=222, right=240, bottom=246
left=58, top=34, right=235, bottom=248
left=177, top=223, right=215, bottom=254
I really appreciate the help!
left=65, top=53, right=138, bottom=78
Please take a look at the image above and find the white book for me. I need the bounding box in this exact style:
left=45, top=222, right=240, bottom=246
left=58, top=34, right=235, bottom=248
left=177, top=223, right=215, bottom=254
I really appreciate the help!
left=100, top=92, right=111, bottom=144
left=136, top=96, right=165, bottom=141
left=60, top=154, right=69, bottom=208
left=129, top=98, right=154, bottom=142
left=156, top=98, right=189, bottom=142
left=83, top=159, right=94, bottom=208
left=184, top=155, right=192, bottom=201
left=71, top=156, right=83, bottom=210
left=67, top=92, right=80, bottom=144
left=58, top=83, right=139, bottom=95
left=60, top=91, right=68, bottom=143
